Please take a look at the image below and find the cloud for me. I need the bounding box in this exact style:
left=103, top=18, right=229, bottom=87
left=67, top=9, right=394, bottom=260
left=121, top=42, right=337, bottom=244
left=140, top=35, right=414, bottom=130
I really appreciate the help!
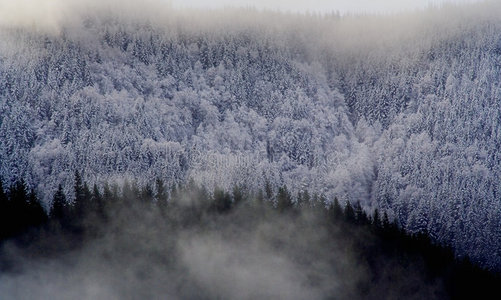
left=171, top=0, right=482, bottom=14
left=0, top=0, right=483, bottom=32
left=0, top=0, right=67, bottom=32
left=0, top=0, right=174, bottom=33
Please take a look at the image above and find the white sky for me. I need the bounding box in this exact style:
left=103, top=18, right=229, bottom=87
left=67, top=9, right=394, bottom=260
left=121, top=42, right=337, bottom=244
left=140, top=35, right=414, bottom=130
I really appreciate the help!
left=170, top=0, right=481, bottom=14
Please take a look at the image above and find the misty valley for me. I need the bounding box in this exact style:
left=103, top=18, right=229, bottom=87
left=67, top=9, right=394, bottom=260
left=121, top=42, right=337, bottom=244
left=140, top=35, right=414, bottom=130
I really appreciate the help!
left=1, top=0, right=501, bottom=299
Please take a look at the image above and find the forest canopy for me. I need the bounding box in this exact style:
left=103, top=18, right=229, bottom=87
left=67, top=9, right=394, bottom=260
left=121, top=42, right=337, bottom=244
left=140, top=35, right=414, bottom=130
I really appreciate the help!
left=1, top=1, right=501, bottom=270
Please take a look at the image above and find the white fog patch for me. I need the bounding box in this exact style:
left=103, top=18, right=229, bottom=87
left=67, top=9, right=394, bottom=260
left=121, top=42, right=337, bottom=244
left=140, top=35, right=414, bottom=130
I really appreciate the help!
left=0, top=0, right=67, bottom=33
left=179, top=233, right=322, bottom=299
left=0, top=202, right=364, bottom=299
left=0, top=0, right=174, bottom=33
left=171, top=0, right=483, bottom=14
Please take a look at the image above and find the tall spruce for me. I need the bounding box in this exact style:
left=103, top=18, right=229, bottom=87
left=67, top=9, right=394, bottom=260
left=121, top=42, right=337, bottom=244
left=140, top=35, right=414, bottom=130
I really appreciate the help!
left=344, top=201, right=356, bottom=223
left=50, top=184, right=67, bottom=221
left=329, top=197, right=343, bottom=221
left=155, top=178, right=168, bottom=212
left=213, top=187, right=231, bottom=213
left=232, top=185, right=243, bottom=207
left=91, top=184, right=105, bottom=220
left=141, top=183, right=154, bottom=204
left=276, top=185, right=293, bottom=212
left=27, top=189, right=47, bottom=228
left=0, top=179, right=8, bottom=238
left=73, top=170, right=86, bottom=219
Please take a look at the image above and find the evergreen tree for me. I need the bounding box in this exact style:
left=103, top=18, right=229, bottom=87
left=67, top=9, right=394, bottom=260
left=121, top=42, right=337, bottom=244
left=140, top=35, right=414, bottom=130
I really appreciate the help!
left=276, top=185, right=293, bottom=212
left=50, top=184, right=67, bottom=221
left=213, top=187, right=232, bottom=213
left=74, top=170, right=84, bottom=201
left=170, top=183, right=179, bottom=205
left=264, top=180, right=273, bottom=201
left=141, top=183, right=154, bottom=204
left=312, top=194, right=326, bottom=209
left=255, top=189, right=265, bottom=207
left=329, top=197, right=343, bottom=222
left=102, top=182, right=118, bottom=214
left=73, top=170, right=86, bottom=219
left=27, top=189, right=47, bottom=228
left=296, top=190, right=311, bottom=208
left=311, top=193, right=320, bottom=207
left=155, top=178, right=168, bottom=212
left=102, top=182, right=112, bottom=203
left=344, top=201, right=356, bottom=223
left=0, top=179, right=7, bottom=208
left=0, top=179, right=8, bottom=238
left=354, top=201, right=369, bottom=225
left=372, top=208, right=382, bottom=229
left=382, top=212, right=391, bottom=230
left=91, top=184, right=105, bottom=220
left=122, top=179, right=134, bottom=203
left=8, top=180, right=29, bottom=235
left=81, top=181, right=92, bottom=217
left=83, top=182, right=91, bottom=203
left=131, top=180, right=141, bottom=202
left=111, top=183, right=120, bottom=204
left=232, top=185, right=243, bottom=207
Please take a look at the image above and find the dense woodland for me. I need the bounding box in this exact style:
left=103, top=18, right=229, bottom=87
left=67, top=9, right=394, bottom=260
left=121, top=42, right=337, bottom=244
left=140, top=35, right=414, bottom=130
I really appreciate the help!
left=0, top=172, right=500, bottom=299
left=1, top=1, right=501, bottom=271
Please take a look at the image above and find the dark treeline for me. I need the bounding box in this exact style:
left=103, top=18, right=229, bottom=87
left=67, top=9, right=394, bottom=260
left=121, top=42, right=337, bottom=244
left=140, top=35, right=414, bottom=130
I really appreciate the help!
left=0, top=179, right=46, bottom=241
left=0, top=172, right=500, bottom=299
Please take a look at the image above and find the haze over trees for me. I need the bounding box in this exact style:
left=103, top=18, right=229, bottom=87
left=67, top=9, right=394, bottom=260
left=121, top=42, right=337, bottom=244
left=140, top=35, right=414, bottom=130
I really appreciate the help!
left=1, top=0, right=501, bottom=272
left=0, top=175, right=499, bottom=299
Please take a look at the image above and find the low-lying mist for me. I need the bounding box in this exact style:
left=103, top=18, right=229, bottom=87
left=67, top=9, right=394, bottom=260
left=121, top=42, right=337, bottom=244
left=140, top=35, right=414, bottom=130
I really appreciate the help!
left=0, top=189, right=445, bottom=300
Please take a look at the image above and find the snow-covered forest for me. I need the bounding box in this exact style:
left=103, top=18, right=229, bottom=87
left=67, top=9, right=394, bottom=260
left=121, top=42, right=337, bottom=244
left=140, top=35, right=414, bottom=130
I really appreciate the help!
left=1, top=1, right=501, bottom=269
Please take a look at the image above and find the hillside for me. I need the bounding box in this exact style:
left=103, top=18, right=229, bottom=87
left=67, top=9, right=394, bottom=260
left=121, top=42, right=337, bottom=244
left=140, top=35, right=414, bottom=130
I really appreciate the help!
left=1, top=2, right=501, bottom=269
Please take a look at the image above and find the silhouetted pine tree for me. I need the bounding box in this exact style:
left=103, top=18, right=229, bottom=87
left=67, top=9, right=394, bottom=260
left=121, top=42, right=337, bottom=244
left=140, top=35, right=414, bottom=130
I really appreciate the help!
left=329, top=197, right=343, bottom=222
left=110, top=183, right=120, bottom=204
left=372, top=208, right=382, bottom=229
left=73, top=171, right=86, bottom=219
left=0, top=180, right=6, bottom=203
left=155, top=178, right=168, bottom=213
left=344, top=201, right=356, bottom=223
left=141, top=183, right=154, bottom=204
left=276, top=185, right=293, bottom=212
left=83, top=181, right=91, bottom=207
left=311, top=193, right=321, bottom=207
left=255, top=189, right=265, bottom=205
left=213, top=187, right=232, bottom=213
left=121, top=179, right=135, bottom=204
left=298, top=190, right=311, bottom=208
left=0, top=179, right=8, bottom=239
left=232, top=185, right=243, bottom=207
left=264, top=180, right=273, bottom=201
left=91, top=184, right=105, bottom=220
left=354, top=201, right=369, bottom=225
left=170, top=183, right=179, bottom=205
left=50, top=184, right=67, bottom=222
left=8, top=180, right=30, bottom=236
left=382, top=211, right=391, bottom=230
left=131, top=180, right=141, bottom=202
left=27, top=189, right=47, bottom=228
left=101, top=182, right=110, bottom=201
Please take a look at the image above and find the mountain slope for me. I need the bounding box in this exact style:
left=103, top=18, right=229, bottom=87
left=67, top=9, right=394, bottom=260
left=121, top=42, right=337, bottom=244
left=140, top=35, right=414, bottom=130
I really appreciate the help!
left=1, top=2, right=501, bottom=269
